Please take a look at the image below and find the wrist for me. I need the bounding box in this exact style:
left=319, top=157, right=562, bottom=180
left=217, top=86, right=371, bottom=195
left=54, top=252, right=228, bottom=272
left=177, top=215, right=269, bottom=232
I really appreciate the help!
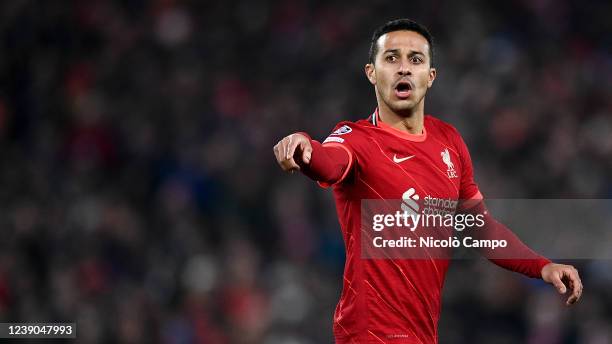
left=540, top=260, right=553, bottom=278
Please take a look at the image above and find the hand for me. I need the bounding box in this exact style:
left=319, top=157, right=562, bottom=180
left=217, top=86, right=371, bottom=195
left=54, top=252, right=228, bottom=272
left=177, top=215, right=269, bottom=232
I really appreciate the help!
left=541, top=263, right=583, bottom=306
left=273, top=133, right=313, bottom=173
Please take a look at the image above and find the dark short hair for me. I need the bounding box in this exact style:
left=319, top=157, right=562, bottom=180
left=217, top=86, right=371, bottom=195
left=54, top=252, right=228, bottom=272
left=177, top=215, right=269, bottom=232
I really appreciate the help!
left=369, top=19, right=434, bottom=66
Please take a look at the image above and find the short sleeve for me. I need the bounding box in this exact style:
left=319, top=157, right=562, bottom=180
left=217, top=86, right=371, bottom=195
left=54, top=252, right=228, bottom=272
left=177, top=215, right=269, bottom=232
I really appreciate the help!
left=455, top=134, right=482, bottom=201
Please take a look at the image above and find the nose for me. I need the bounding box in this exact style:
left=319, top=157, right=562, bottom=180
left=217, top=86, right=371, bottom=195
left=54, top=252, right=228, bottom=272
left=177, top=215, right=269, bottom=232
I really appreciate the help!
left=398, top=59, right=411, bottom=76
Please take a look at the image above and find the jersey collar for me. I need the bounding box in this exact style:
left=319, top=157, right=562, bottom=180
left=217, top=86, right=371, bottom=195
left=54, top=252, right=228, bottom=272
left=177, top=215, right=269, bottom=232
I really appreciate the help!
left=370, top=108, right=428, bottom=142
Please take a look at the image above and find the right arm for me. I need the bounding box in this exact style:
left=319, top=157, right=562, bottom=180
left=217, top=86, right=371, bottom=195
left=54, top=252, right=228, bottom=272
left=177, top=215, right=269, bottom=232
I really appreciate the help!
left=273, top=132, right=352, bottom=185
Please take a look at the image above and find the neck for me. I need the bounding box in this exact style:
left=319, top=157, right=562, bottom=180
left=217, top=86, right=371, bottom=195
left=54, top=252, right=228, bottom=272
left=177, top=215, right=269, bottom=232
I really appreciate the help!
left=377, top=100, right=425, bottom=135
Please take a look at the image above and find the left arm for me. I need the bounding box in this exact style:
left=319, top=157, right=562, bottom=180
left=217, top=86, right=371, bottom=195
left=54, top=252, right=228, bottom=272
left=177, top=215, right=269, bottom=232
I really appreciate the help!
left=460, top=199, right=550, bottom=278
left=455, top=130, right=583, bottom=306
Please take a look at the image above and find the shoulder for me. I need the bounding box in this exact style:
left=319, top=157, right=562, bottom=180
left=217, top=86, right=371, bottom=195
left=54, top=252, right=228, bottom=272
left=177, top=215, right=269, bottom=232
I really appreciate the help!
left=425, top=115, right=461, bottom=136
left=323, top=119, right=373, bottom=144
left=425, top=114, right=467, bottom=144
left=328, top=119, right=374, bottom=133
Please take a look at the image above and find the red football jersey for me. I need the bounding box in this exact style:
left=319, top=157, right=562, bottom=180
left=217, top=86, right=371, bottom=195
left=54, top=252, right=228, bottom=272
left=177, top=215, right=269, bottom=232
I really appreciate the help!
left=320, top=109, right=482, bottom=344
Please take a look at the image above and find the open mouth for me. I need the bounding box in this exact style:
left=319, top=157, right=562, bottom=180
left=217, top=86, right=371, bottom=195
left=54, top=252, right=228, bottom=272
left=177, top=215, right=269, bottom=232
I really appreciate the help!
left=394, top=81, right=412, bottom=99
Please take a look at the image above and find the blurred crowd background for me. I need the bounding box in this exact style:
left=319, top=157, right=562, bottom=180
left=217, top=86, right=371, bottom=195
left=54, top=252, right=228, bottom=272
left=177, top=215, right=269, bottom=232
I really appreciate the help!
left=0, top=0, right=611, bottom=343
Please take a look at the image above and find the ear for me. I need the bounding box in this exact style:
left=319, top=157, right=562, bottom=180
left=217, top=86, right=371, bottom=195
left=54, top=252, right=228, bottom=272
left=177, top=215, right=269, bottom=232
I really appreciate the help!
left=365, top=63, right=376, bottom=85
left=427, top=67, right=436, bottom=88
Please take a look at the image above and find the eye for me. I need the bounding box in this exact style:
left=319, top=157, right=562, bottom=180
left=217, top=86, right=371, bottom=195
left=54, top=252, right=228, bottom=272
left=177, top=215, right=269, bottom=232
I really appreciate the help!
left=410, top=56, right=423, bottom=64
left=386, top=55, right=398, bottom=62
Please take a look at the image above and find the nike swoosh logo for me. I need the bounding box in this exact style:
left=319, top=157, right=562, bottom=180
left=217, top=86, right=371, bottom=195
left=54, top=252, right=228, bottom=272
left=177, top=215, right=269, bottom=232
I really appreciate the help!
left=393, top=154, right=415, bottom=163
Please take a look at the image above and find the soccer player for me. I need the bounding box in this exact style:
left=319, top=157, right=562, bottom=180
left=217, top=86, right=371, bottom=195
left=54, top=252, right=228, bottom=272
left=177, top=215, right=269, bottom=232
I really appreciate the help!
left=273, top=19, right=582, bottom=343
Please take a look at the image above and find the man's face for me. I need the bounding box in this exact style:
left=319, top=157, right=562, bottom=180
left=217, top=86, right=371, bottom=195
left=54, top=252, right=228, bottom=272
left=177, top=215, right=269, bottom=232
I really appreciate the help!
left=365, top=30, right=436, bottom=114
